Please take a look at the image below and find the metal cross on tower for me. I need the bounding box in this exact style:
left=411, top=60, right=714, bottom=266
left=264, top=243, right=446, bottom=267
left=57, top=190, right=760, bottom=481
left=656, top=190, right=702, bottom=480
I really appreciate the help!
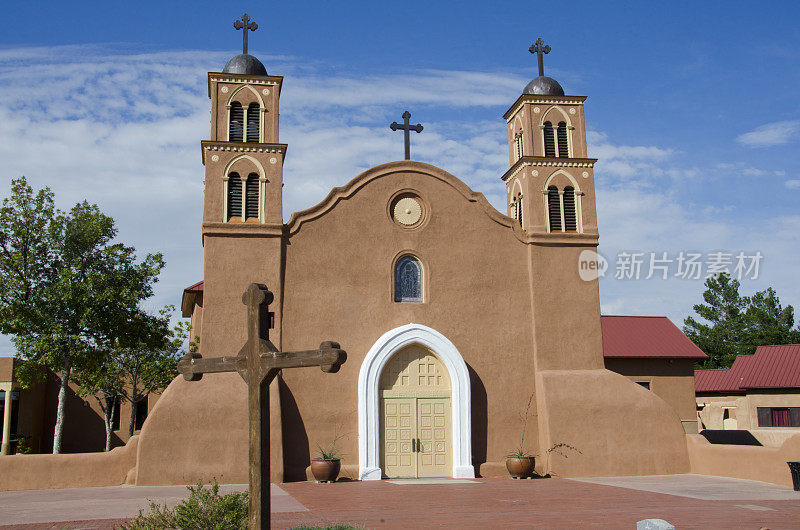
left=234, top=13, right=259, bottom=55
left=528, top=38, right=551, bottom=77
left=177, top=284, right=346, bottom=529
left=390, top=111, right=423, bottom=161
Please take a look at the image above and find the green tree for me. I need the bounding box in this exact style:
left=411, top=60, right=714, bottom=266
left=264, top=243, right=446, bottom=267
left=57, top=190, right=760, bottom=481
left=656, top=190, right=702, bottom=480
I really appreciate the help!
left=741, top=287, right=800, bottom=355
left=0, top=178, right=164, bottom=453
left=73, top=354, right=124, bottom=452
left=685, top=273, right=800, bottom=368
left=684, top=273, right=747, bottom=368
left=115, top=307, right=185, bottom=438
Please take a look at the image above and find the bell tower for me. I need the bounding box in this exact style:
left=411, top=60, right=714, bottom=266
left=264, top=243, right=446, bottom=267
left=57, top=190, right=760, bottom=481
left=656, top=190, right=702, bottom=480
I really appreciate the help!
left=501, top=39, right=597, bottom=239
left=200, top=14, right=287, bottom=357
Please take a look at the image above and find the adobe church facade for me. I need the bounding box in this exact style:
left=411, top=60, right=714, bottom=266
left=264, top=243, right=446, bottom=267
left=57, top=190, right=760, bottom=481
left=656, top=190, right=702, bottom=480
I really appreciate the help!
left=132, top=40, right=693, bottom=485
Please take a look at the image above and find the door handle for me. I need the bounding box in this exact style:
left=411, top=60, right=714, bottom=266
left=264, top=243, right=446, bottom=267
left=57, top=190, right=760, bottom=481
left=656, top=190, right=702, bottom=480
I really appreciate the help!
left=411, top=438, right=415, bottom=452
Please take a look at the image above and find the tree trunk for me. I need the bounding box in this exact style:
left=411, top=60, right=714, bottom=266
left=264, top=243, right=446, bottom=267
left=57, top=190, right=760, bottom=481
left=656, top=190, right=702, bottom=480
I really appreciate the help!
left=52, top=356, right=72, bottom=454
left=128, top=397, right=137, bottom=439
left=104, top=395, right=116, bottom=452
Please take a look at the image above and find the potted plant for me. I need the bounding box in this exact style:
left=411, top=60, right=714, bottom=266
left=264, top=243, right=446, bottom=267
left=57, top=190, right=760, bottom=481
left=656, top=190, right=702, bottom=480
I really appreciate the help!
left=505, top=446, right=536, bottom=479
left=311, top=430, right=343, bottom=483
left=506, top=393, right=536, bottom=478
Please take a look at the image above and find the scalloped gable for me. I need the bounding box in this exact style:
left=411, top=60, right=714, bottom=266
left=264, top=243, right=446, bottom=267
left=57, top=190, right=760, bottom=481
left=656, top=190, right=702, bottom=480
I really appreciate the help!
left=284, top=161, right=517, bottom=236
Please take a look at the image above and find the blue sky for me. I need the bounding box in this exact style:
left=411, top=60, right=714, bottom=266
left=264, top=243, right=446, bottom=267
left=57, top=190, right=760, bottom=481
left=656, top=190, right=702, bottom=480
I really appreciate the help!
left=0, top=1, right=798, bottom=354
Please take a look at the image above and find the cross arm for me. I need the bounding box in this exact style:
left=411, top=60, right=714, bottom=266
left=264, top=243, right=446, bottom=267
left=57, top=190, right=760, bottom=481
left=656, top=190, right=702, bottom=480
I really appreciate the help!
left=409, top=124, right=423, bottom=133
left=261, top=341, right=347, bottom=373
left=177, top=352, right=246, bottom=381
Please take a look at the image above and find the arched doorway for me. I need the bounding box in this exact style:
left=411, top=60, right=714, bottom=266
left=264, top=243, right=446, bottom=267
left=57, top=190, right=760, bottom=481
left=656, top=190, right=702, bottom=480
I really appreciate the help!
left=358, top=323, right=474, bottom=480
left=379, top=345, right=451, bottom=477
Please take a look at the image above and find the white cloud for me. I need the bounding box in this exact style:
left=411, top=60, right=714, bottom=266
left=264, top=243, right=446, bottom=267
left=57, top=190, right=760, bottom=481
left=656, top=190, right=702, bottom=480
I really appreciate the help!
left=785, top=179, right=800, bottom=190
left=736, top=120, right=800, bottom=147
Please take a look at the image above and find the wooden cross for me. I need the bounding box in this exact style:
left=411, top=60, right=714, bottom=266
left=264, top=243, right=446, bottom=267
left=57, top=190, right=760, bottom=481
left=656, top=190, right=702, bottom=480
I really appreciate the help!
left=177, top=283, right=346, bottom=530
left=234, top=13, right=259, bottom=55
left=390, top=110, right=424, bottom=160
left=528, top=37, right=552, bottom=77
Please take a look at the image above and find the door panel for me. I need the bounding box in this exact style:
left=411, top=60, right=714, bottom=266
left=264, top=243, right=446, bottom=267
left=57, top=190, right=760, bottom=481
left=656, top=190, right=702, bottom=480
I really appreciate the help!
left=380, top=345, right=452, bottom=478
left=381, top=397, right=416, bottom=478
left=417, top=398, right=450, bottom=477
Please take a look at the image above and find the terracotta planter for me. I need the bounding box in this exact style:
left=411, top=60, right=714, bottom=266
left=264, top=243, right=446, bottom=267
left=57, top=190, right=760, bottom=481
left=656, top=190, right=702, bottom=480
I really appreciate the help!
left=311, top=458, right=341, bottom=483
left=506, top=456, right=535, bottom=479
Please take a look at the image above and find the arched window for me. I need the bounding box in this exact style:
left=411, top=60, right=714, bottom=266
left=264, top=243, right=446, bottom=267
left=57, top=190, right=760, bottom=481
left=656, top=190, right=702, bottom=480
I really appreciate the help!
left=543, top=122, right=556, bottom=157
left=514, top=132, right=523, bottom=160
left=394, top=255, right=423, bottom=302
left=245, top=173, right=259, bottom=219
left=229, top=102, right=244, bottom=142
left=557, top=122, right=569, bottom=158
left=563, top=186, right=577, bottom=231
left=227, top=173, right=242, bottom=220
left=547, top=186, right=562, bottom=232
left=512, top=192, right=523, bottom=226
left=246, top=103, right=260, bottom=142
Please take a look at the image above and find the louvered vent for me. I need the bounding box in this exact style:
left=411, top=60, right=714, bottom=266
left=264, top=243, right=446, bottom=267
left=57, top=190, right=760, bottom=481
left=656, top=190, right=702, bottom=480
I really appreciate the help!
left=229, top=102, right=244, bottom=142
left=246, top=103, right=260, bottom=142
left=557, top=122, right=569, bottom=158
left=245, top=173, right=259, bottom=218
left=547, top=186, right=561, bottom=231
left=227, top=174, right=242, bottom=220
left=515, top=193, right=523, bottom=226
left=543, top=122, right=556, bottom=157
left=563, top=186, right=577, bottom=231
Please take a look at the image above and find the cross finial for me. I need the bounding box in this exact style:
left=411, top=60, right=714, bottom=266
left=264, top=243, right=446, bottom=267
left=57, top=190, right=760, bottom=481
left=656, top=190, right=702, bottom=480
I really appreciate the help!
left=390, top=110, right=423, bottom=160
left=528, top=38, right=551, bottom=77
left=233, top=13, right=258, bottom=55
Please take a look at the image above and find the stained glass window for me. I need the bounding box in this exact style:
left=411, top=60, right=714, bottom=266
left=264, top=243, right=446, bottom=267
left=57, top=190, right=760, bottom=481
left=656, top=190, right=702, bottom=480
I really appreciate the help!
left=394, top=255, right=422, bottom=302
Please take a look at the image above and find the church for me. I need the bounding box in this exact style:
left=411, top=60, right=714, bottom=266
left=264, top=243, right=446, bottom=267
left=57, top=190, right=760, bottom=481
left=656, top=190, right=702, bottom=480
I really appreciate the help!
left=122, top=25, right=702, bottom=486
left=0, top=22, right=717, bottom=491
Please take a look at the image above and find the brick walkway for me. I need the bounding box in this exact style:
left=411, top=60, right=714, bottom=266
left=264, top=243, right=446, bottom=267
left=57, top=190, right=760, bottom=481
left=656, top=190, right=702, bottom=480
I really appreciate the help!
left=1, top=475, right=799, bottom=529
left=274, top=476, right=800, bottom=529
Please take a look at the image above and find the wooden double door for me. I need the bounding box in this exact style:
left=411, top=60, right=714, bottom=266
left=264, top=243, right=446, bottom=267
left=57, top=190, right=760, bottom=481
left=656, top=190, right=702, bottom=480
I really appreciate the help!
left=379, top=346, right=451, bottom=478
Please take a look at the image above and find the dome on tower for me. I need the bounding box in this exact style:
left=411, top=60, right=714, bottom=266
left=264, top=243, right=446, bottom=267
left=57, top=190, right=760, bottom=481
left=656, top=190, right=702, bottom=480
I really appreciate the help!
left=523, top=75, right=564, bottom=96
left=222, top=54, right=268, bottom=76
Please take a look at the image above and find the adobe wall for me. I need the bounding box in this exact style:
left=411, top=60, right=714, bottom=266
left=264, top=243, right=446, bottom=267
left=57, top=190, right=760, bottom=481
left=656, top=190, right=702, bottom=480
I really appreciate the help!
left=697, top=391, right=800, bottom=446
left=0, top=436, right=138, bottom=491
left=278, top=162, right=536, bottom=479
left=687, top=433, right=800, bottom=487
left=529, top=245, right=691, bottom=476
left=0, top=358, right=12, bottom=380
left=605, top=358, right=699, bottom=431
left=131, top=371, right=284, bottom=486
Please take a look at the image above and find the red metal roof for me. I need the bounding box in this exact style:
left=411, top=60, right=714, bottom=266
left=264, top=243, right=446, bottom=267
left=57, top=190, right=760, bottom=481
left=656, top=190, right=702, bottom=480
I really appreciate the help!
left=184, top=281, right=204, bottom=293
left=600, top=315, right=708, bottom=360
left=695, top=345, right=800, bottom=393
left=741, top=344, right=800, bottom=389
left=694, top=355, right=755, bottom=393
left=181, top=280, right=204, bottom=317
left=694, top=369, right=735, bottom=393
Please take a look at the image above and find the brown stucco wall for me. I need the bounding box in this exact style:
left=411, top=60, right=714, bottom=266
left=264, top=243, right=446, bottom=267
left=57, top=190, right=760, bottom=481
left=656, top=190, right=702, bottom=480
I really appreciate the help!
left=606, top=358, right=698, bottom=423
left=0, top=436, right=138, bottom=491
left=278, top=163, right=536, bottom=478
left=0, top=358, right=13, bottom=382
left=687, top=433, right=800, bottom=487
left=697, top=391, right=800, bottom=446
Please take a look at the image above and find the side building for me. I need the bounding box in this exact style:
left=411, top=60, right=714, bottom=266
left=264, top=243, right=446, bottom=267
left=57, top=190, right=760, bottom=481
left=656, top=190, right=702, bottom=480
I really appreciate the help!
left=696, top=344, right=800, bottom=447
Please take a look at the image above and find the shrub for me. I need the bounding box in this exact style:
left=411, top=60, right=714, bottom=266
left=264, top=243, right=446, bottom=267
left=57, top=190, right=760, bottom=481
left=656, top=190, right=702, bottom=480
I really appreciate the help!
left=120, top=482, right=248, bottom=529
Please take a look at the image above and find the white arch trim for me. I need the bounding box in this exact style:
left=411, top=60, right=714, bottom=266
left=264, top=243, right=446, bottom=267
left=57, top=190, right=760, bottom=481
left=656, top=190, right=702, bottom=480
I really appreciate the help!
left=540, top=104, right=572, bottom=128
left=542, top=169, right=581, bottom=193
left=227, top=84, right=265, bottom=107
left=358, top=323, right=474, bottom=480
